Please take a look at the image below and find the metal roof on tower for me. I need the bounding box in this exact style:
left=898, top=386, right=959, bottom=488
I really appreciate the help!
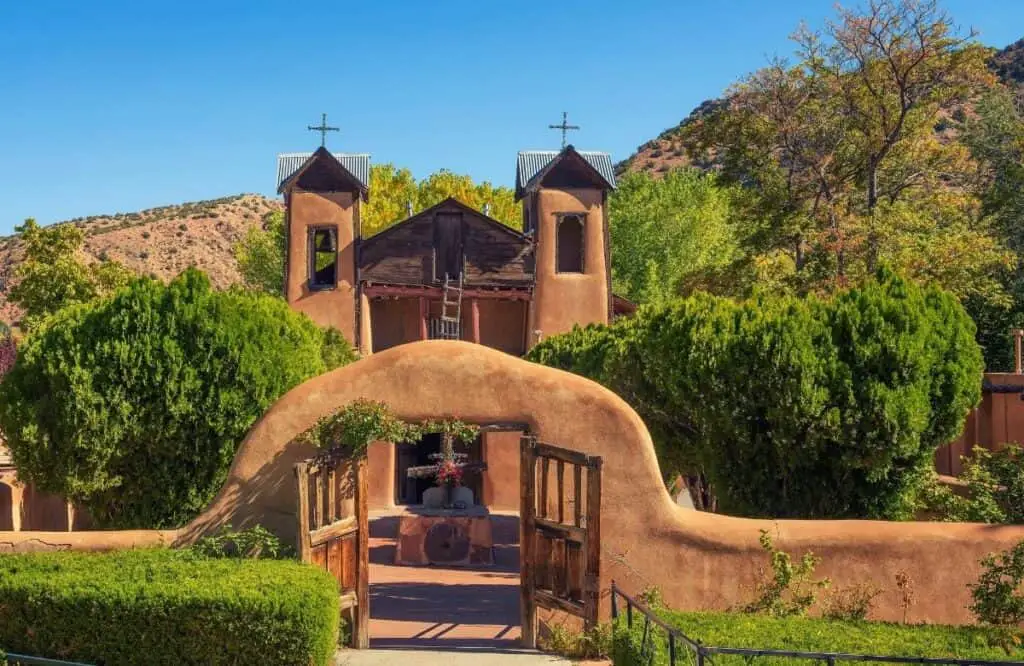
left=276, top=152, right=371, bottom=192
left=516, top=149, right=616, bottom=193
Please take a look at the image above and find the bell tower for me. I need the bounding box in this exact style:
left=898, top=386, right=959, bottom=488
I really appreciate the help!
left=516, top=145, right=616, bottom=349
left=277, top=147, right=370, bottom=345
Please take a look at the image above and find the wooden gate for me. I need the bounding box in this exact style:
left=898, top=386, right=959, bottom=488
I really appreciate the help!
left=295, top=455, right=369, bottom=648
left=519, top=435, right=603, bottom=647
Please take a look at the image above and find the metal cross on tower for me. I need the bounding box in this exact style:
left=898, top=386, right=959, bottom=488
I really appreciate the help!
left=307, top=113, right=339, bottom=147
left=549, top=111, right=580, bottom=149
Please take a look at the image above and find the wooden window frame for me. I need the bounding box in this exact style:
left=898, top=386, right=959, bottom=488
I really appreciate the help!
left=308, top=226, right=339, bottom=291
left=555, top=213, right=586, bottom=274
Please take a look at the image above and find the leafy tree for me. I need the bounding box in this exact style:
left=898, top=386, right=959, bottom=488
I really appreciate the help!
left=234, top=210, right=285, bottom=295
left=530, top=270, right=983, bottom=519
left=608, top=170, right=742, bottom=305
left=682, top=0, right=1000, bottom=301
left=8, top=218, right=134, bottom=331
left=961, top=88, right=1024, bottom=370
left=0, top=269, right=354, bottom=528
left=363, top=164, right=520, bottom=236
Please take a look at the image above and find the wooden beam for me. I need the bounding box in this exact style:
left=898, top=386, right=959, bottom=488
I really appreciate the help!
left=471, top=298, right=481, bottom=344
left=355, top=457, right=370, bottom=649
left=535, top=589, right=585, bottom=616
left=535, top=442, right=590, bottom=467
left=419, top=297, right=428, bottom=340
left=309, top=515, right=358, bottom=548
left=363, top=283, right=532, bottom=301
left=520, top=436, right=538, bottom=649
left=294, top=463, right=311, bottom=563
left=584, top=457, right=603, bottom=631
left=535, top=517, right=586, bottom=543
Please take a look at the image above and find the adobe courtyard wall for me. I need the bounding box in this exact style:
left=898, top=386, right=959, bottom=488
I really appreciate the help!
left=3, top=340, right=1023, bottom=625
left=171, top=340, right=1024, bottom=625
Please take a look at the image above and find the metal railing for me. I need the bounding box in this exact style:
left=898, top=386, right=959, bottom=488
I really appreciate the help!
left=5, top=655, right=93, bottom=666
left=609, top=582, right=1024, bottom=666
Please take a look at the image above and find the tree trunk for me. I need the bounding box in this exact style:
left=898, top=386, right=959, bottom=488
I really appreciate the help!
left=866, top=159, right=880, bottom=272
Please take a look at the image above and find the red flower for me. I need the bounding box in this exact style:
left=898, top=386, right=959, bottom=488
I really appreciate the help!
left=436, top=460, right=463, bottom=487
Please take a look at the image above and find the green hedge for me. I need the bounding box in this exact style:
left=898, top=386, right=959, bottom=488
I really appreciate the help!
left=612, top=610, right=1024, bottom=665
left=0, top=549, right=339, bottom=666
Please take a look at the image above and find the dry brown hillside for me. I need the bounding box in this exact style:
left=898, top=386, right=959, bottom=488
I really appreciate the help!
left=0, top=194, right=282, bottom=326
left=617, top=38, right=1024, bottom=178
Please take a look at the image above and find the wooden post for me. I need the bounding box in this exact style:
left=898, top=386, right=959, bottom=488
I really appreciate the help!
left=471, top=298, right=481, bottom=344
left=583, top=456, right=603, bottom=631
left=355, top=457, right=370, bottom=649
left=520, top=436, right=538, bottom=648
left=419, top=297, right=428, bottom=340
left=294, top=462, right=311, bottom=563
left=1014, top=328, right=1023, bottom=374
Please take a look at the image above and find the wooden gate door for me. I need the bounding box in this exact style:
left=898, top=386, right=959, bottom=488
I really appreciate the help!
left=295, top=455, right=370, bottom=648
left=519, top=435, right=603, bottom=647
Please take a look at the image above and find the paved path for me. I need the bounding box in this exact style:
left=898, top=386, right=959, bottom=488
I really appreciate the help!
left=335, top=648, right=576, bottom=665
left=367, top=512, right=523, bottom=649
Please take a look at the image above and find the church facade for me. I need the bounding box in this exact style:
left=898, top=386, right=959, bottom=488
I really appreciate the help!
left=276, top=144, right=634, bottom=358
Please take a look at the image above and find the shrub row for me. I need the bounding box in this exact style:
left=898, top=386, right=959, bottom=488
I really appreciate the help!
left=611, top=609, right=1024, bottom=665
left=528, top=270, right=984, bottom=520
left=0, top=549, right=339, bottom=666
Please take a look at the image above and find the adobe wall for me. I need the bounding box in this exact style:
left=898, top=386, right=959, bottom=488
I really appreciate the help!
left=285, top=189, right=358, bottom=340
left=172, top=340, right=1024, bottom=625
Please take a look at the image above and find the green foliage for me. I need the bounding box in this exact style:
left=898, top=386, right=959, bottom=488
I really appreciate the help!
left=0, top=549, right=339, bottom=666
left=610, top=607, right=1020, bottom=666
left=188, top=524, right=294, bottom=560
left=962, top=87, right=1024, bottom=371
left=321, top=326, right=358, bottom=370
left=299, top=398, right=417, bottom=458
left=9, top=218, right=134, bottom=331
left=296, top=398, right=479, bottom=459
left=0, top=269, right=345, bottom=528
left=921, top=446, right=1024, bottom=524
left=234, top=209, right=286, bottom=296
left=608, top=169, right=742, bottom=305
left=741, top=530, right=830, bottom=617
left=539, top=622, right=612, bottom=660
left=530, top=270, right=983, bottom=519
left=969, top=540, right=1024, bottom=631
left=821, top=583, right=882, bottom=622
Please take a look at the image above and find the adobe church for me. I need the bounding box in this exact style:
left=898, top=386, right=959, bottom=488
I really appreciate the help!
left=275, top=142, right=634, bottom=358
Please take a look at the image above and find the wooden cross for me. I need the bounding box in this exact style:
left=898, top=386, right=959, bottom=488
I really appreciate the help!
left=307, top=113, right=339, bottom=147
left=549, top=111, right=580, bottom=149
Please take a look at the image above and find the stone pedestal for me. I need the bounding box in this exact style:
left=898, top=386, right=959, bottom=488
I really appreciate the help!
left=394, top=507, right=494, bottom=567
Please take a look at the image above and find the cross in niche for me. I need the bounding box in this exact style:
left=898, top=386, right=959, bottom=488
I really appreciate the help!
left=548, top=111, right=580, bottom=149
left=307, top=113, right=339, bottom=147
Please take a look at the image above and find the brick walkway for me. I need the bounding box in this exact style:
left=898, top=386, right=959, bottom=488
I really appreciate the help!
left=367, top=512, right=523, bottom=650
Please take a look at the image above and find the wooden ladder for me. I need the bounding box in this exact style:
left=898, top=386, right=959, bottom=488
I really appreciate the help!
left=440, top=273, right=463, bottom=340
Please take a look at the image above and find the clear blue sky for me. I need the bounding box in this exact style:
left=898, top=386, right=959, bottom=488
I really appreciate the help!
left=0, top=0, right=1021, bottom=233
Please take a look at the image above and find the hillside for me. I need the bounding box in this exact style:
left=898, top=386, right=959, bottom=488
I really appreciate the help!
left=617, top=37, right=1024, bottom=177
left=0, top=194, right=282, bottom=326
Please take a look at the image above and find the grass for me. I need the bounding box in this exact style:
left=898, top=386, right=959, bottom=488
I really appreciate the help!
left=613, top=609, right=1024, bottom=665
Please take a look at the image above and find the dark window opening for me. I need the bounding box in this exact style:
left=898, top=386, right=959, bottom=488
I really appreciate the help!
left=309, top=227, right=337, bottom=288
left=556, top=214, right=585, bottom=273
left=394, top=433, right=483, bottom=505
left=434, top=213, right=464, bottom=281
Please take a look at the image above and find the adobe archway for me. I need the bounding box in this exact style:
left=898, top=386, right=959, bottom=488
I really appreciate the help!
left=173, top=340, right=1024, bottom=625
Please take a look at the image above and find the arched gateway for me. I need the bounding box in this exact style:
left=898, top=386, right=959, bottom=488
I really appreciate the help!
left=173, top=339, right=1024, bottom=635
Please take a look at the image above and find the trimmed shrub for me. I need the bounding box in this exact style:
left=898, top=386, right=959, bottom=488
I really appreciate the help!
left=0, top=549, right=339, bottom=666
left=0, top=269, right=355, bottom=528
left=529, top=270, right=983, bottom=519
left=611, top=609, right=1021, bottom=665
